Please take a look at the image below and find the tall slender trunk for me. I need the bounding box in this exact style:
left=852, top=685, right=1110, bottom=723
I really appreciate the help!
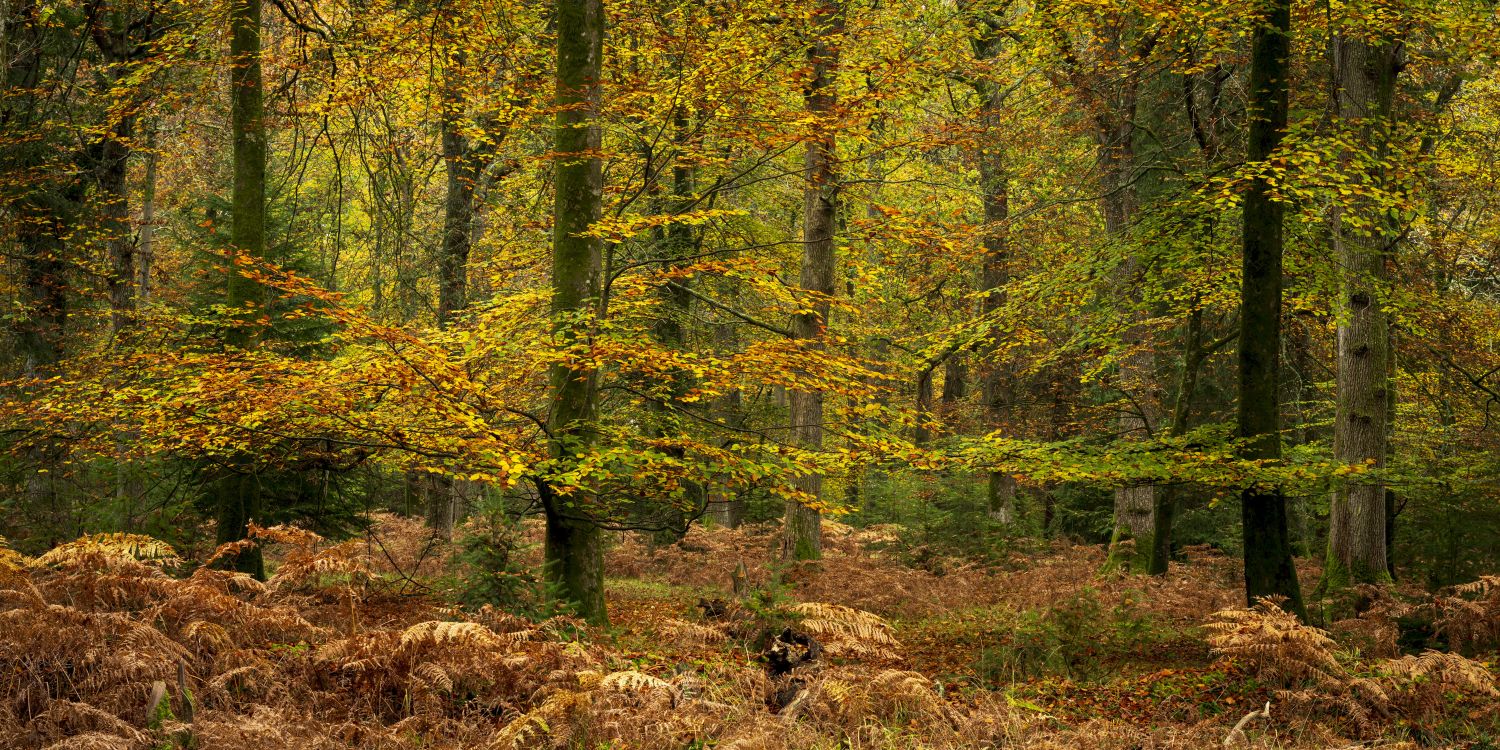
left=1097, top=89, right=1156, bottom=544
left=426, top=49, right=478, bottom=541
left=545, top=0, right=607, bottom=624
left=647, top=105, right=704, bottom=538
left=137, top=126, right=157, bottom=304
left=1148, top=305, right=1205, bottom=575
left=706, top=302, right=747, bottom=528
left=781, top=0, right=843, bottom=562
left=1383, top=325, right=1398, bottom=579
left=5, top=0, right=73, bottom=544
left=437, top=54, right=475, bottom=329
left=101, top=113, right=135, bottom=336
left=973, top=76, right=1014, bottom=523
left=216, top=0, right=268, bottom=577
left=1104, top=124, right=1158, bottom=540
left=1324, top=33, right=1400, bottom=590
left=1239, top=0, right=1304, bottom=618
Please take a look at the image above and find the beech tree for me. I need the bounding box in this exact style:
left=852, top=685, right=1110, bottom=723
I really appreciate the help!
left=545, top=0, right=607, bottom=623
left=782, top=0, right=845, bottom=562
left=1324, top=18, right=1402, bottom=590
left=1238, top=0, right=1304, bottom=618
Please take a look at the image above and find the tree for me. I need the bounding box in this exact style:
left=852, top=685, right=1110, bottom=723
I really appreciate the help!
left=213, top=0, right=270, bottom=578
left=545, top=0, right=607, bottom=624
left=1323, top=22, right=1402, bottom=591
left=1238, top=0, right=1304, bottom=618
left=781, top=0, right=845, bottom=562
left=963, top=0, right=1019, bottom=523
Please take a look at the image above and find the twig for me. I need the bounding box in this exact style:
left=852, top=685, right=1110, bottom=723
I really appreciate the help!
left=1223, top=700, right=1272, bottom=747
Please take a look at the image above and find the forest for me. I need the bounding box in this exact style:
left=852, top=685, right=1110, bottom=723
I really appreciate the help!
left=2, top=0, right=1499, bottom=746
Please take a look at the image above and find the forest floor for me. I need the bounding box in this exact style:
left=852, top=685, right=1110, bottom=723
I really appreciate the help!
left=2, top=516, right=1497, bottom=749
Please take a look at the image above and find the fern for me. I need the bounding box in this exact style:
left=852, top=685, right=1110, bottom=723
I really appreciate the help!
left=1434, top=575, right=1500, bottom=653
left=788, top=602, right=902, bottom=660
left=1205, top=599, right=1344, bottom=688
left=33, top=533, right=178, bottom=567
left=0, top=535, right=25, bottom=574
left=399, top=620, right=506, bottom=650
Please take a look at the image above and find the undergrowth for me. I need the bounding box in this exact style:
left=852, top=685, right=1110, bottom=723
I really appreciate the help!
left=0, top=520, right=1495, bottom=749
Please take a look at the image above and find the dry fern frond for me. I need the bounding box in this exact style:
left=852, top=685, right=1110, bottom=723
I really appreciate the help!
left=40, top=732, right=138, bottom=750
left=1282, top=649, right=1500, bottom=736
left=1205, top=599, right=1344, bottom=687
left=799, top=667, right=955, bottom=736
left=399, top=620, right=505, bottom=651
left=269, top=539, right=371, bottom=593
left=0, top=536, right=25, bottom=574
left=788, top=602, right=901, bottom=660
left=248, top=522, right=324, bottom=548
left=599, top=669, right=672, bottom=693
left=1379, top=650, right=1498, bottom=704
left=599, top=669, right=678, bottom=706
left=33, top=533, right=178, bottom=568
left=488, top=689, right=592, bottom=749
left=33, top=699, right=147, bottom=742
left=662, top=618, right=728, bottom=644
left=1434, top=575, right=1500, bottom=653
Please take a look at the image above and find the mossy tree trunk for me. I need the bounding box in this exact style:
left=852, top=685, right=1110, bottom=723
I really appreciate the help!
left=545, top=0, right=607, bottom=624
left=424, top=45, right=479, bottom=542
left=216, top=0, right=268, bottom=578
left=647, top=105, right=705, bottom=541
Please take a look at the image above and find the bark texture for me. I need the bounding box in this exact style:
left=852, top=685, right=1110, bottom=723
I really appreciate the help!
left=214, top=0, right=268, bottom=578
left=1238, top=0, right=1305, bottom=618
left=1326, top=32, right=1400, bottom=589
left=546, top=0, right=607, bottom=624
left=781, top=0, right=843, bottom=562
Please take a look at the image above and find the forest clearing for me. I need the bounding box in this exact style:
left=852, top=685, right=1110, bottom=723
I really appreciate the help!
left=3, top=0, right=1500, bottom=746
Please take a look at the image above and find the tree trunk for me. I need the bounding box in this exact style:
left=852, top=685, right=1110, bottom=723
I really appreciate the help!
left=426, top=51, right=479, bottom=542
left=545, top=0, right=607, bottom=624
left=965, top=13, right=1019, bottom=524
left=1101, top=124, right=1156, bottom=542
left=913, top=367, right=934, bottom=447
left=101, top=113, right=135, bottom=336
left=1239, top=0, right=1305, bottom=618
left=1325, top=32, right=1399, bottom=590
left=137, top=126, right=157, bottom=304
left=213, top=466, right=265, bottom=579
left=217, top=0, right=268, bottom=577
left=1384, top=324, right=1398, bottom=579
left=781, top=0, right=843, bottom=562
left=437, top=55, right=475, bottom=328
left=648, top=107, right=705, bottom=539
left=942, top=355, right=966, bottom=405
left=976, top=124, right=1015, bottom=522
left=1148, top=306, right=1206, bottom=575
left=707, top=315, right=748, bottom=529
left=6, top=0, right=73, bottom=544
